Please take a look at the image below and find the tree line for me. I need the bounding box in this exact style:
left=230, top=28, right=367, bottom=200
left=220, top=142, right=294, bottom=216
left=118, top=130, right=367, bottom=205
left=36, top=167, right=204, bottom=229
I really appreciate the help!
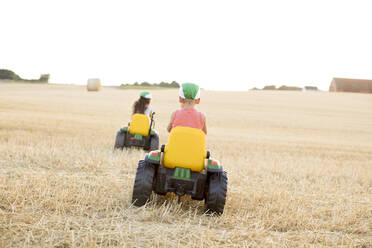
left=251, top=85, right=302, bottom=91
left=0, top=69, right=49, bottom=83
left=121, top=81, right=180, bottom=88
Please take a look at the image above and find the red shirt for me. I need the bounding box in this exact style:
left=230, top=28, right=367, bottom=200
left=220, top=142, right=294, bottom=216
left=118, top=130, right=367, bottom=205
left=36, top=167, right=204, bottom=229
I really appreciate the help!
left=171, top=108, right=204, bottom=130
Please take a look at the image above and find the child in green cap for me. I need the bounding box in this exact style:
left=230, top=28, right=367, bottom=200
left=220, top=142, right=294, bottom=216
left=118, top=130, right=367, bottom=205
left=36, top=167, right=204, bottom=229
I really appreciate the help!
left=133, top=91, right=153, bottom=117
left=167, top=83, right=207, bottom=134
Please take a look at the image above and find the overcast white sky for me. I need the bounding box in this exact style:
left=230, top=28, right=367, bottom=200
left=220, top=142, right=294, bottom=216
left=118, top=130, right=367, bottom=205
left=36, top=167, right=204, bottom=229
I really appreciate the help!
left=1, top=0, right=371, bottom=90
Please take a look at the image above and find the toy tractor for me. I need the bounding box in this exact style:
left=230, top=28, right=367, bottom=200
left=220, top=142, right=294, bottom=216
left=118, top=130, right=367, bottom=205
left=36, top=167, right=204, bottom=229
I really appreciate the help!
left=131, top=126, right=228, bottom=215
left=114, top=112, right=159, bottom=151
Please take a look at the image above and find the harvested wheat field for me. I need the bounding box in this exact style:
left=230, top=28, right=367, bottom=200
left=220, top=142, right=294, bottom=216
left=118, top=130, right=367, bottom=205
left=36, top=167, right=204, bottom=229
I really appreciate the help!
left=0, top=83, right=371, bottom=247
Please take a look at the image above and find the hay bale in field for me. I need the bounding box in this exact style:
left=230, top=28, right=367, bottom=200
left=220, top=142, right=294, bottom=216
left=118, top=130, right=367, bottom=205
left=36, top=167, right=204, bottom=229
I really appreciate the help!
left=87, top=78, right=101, bottom=91
left=329, top=78, right=372, bottom=93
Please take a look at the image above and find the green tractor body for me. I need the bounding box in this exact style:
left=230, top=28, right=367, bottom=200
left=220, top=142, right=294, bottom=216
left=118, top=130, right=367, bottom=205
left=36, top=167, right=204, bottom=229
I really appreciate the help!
left=131, top=127, right=228, bottom=215
left=114, top=113, right=159, bottom=151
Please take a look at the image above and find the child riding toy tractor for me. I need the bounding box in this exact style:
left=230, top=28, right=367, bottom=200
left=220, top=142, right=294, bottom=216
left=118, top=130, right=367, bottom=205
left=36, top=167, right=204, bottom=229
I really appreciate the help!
left=131, top=126, right=228, bottom=215
left=114, top=112, right=159, bottom=151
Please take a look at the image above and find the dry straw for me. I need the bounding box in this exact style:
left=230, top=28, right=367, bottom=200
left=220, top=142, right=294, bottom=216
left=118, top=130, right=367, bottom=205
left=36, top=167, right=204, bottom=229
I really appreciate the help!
left=0, top=83, right=371, bottom=247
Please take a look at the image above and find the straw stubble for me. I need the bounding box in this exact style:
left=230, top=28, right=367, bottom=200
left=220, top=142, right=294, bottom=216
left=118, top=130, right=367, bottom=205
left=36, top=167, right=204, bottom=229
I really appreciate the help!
left=0, top=83, right=371, bottom=247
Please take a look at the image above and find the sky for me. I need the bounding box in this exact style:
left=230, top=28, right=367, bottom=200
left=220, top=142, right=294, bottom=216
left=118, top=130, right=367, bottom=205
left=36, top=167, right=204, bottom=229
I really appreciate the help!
left=1, top=0, right=372, bottom=91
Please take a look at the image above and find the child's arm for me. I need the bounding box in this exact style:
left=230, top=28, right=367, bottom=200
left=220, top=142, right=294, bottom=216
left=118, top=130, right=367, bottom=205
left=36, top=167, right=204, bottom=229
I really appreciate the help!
left=167, top=111, right=175, bottom=133
left=202, top=113, right=207, bottom=134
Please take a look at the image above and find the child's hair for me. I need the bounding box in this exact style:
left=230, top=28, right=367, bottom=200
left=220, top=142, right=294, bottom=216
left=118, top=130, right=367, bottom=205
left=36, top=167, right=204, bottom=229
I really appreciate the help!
left=132, top=97, right=150, bottom=115
left=180, top=98, right=197, bottom=104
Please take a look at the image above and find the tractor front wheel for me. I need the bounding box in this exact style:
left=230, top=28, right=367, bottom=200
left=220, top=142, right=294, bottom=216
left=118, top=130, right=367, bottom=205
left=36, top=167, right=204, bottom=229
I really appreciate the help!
left=114, top=130, right=126, bottom=149
left=131, top=160, right=155, bottom=207
left=205, top=172, right=228, bottom=215
left=150, top=134, right=160, bottom=151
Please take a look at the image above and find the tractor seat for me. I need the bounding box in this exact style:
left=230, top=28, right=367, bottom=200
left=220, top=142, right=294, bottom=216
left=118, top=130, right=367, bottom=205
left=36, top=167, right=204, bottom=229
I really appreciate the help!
left=163, top=126, right=207, bottom=172
left=129, top=114, right=150, bottom=136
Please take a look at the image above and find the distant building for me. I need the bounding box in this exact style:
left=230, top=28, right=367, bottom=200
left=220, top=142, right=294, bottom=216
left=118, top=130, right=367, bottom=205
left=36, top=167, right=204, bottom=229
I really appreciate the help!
left=329, top=78, right=372, bottom=93
left=302, top=86, right=318, bottom=92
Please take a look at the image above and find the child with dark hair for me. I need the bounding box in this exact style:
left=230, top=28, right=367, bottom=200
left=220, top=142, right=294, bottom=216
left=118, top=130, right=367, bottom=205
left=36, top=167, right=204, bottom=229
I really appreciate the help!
left=132, top=91, right=152, bottom=117
left=128, top=91, right=159, bottom=150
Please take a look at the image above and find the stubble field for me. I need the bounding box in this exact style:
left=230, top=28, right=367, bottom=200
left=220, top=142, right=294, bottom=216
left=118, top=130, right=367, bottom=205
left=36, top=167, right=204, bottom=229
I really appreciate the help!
left=0, top=83, right=371, bottom=247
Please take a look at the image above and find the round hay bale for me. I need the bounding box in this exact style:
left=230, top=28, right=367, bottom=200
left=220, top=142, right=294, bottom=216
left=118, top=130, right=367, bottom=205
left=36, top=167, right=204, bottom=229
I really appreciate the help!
left=87, top=78, right=101, bottom=91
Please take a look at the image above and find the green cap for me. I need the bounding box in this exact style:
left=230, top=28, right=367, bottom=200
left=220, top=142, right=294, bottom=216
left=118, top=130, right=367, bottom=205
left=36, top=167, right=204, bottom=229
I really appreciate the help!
left=179, top=83, right=200, bottom=99
left=140, top=91, right=152, bottom=99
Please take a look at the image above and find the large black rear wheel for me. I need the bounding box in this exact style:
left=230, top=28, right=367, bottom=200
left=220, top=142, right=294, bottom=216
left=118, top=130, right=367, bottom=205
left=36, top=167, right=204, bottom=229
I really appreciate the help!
left=205, top=172, right=228, bottom=215
left=131, top=160, right=155, bottom=207
left=114, top=130, right=126, bottom=149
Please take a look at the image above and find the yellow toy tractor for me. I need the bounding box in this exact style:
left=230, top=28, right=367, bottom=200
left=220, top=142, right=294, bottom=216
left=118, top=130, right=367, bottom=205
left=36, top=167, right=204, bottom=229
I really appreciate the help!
left=114, top=113, right=159, bottom=151
left=131, top=126, right=228, bottom=215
